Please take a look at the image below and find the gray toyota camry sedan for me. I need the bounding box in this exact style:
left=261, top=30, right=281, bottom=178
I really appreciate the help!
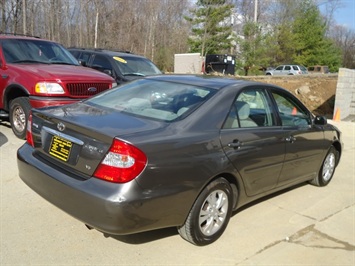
left=17, top=75, right=342, bottom=246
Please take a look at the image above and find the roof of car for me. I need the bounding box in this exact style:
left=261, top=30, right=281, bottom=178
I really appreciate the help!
left=145, top=74, right=259, bottom=90
left=0, top=34, right=46, bottom=41
left=68, top=48, right=148, bottom=59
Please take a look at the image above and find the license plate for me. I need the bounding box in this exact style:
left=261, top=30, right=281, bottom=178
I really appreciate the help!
left=49, top=135, right=73, bottom=162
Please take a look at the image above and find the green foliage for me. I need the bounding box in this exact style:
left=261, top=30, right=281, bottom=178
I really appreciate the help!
left=155, top=47, right=174, bottom=72
left=272, top=22, right=295, bottom=65
left=237, top=21, right=273, bottom=75
left=186, top=0, right=234, bottom=56
left=270, top=0, right=341, bottom=70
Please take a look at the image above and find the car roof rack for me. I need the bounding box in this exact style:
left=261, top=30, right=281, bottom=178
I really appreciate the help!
left=0, top=32, right=40, bottom=38
left=99, top=48, right=131, bottom=54
left=68, top=47, right=131, bottom=54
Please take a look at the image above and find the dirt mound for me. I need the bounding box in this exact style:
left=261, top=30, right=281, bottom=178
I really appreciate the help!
left=239, top=74, right=337, bottom=118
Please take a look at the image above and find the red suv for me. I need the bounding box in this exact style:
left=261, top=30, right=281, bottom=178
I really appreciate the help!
left=0, top=34, right=116, bottom=139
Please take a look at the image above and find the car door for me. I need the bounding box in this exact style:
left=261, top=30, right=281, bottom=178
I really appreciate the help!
left=283, top=65, right=292, bottom=75
left=77, top=51, right=92, bottom=66
left=90, top=54, right=115, bottom=78
left=220, top=87, right=286, bottom=196
left=272, top=65, right=284, bottom=75
left=270, top=90, right=329, bottom=187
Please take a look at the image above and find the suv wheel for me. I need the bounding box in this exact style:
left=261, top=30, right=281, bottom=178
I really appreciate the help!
left=9, top=97, right=31, bottom=139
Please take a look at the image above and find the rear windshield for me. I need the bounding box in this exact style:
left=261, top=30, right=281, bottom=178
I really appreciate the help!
left=86, top=79, right=216, bottom=121
left=299, top=65, right=307, bottom=71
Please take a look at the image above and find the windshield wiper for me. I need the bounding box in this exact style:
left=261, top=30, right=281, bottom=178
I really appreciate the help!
left=49, top=62, right=76, bottom=65
left=123, top=73, right=145, bottom=77
left=12, top=59, right=50, bottom=64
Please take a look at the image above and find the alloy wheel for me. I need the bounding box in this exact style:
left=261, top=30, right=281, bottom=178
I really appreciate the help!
left=198, top=190, right=228, bottom=236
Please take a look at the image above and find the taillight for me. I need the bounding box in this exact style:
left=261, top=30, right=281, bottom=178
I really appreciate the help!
left=26, top=112, right=34, bottom=147
left=93, top=139, right=147, bottom=183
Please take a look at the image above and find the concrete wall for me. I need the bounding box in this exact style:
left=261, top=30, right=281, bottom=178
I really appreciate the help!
left=333, top=68, right=355, bottom=120
left=174, top=53, right=203, bottom=74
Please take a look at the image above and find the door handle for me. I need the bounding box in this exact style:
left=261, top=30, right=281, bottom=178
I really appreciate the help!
left=228, top=140, right=242, bottom=149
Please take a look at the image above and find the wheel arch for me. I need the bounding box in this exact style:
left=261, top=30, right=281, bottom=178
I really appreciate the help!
left=332, top=141, right=342, bottom=166
left=204, top=172, right=241, bottom=211
left=216, top=173, right=240, bottom=210
left=177, top=173, right=238, bottom=245
left=180, top=171, right=241, bottom=226
left=3, top=84, right=30, bottom=111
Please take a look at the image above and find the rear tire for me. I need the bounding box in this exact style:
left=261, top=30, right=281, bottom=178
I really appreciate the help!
left=177, top=178, right=233, bottom=246
left=310, top=146, right=338, bottom=187
left=9, top=97, right=31, bottom=139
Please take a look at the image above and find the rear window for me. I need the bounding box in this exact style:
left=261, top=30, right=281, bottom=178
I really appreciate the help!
left=300, top=65, right=307, bottom=71
left=86, top=79, right=216, bottom=121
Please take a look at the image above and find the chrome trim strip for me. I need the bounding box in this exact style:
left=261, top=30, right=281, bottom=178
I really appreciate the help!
left=42, top=126, right=84, bottom=145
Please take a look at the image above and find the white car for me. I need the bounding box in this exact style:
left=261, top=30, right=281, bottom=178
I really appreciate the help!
left=266, top=65, right=308, bottom=75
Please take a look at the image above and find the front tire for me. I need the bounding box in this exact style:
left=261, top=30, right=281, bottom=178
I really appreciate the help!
left=310, top=146, right=338, bottom=187
left=9, top=97, right=31, bottom=139
left=178, top=178, right=233, bottom=246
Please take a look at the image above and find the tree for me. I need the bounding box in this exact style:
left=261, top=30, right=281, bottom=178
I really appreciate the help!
left=316, top=0, right=343, bottom=35
left=237, top=21, right=272, bottom=75
left=329, top=25, right=355, bottom=69
left=1, top=0, right=349, bottom=72
left=186, top=0, right=234, bottom=56
left=292, top=0, right=341, bottom=71
left=273, top=22, right=295, bottom=64
left=0, top=0, right=23, bottom=33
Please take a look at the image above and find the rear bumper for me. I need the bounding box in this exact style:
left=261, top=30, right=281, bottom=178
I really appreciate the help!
left=29, top=96, right=81, bottom=108
left=17, top=143, right=180, bottom=235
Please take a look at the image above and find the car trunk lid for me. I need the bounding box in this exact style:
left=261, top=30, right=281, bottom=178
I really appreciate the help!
left=29, top=102, right=164, bottom=178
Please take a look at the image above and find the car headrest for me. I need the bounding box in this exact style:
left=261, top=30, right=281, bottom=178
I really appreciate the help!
left=235, top=101, right=250, bottom=119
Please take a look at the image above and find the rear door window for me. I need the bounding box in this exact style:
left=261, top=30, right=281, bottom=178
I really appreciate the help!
left=78, top=52, right=92, bottom=64
left=224, top=88, right=276, bottom=129
left=91, top=55, right=113, bottom=71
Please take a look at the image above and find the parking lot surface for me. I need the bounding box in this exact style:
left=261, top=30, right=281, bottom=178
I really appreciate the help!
left=1, top=119, right=354, bottom=265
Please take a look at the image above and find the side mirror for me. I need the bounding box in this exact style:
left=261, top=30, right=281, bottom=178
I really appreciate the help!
left=314, top=116, right=328, bottom=125
left=78, top=60, right=87, bottom=67
left=103, top=69, right=112, bottom=76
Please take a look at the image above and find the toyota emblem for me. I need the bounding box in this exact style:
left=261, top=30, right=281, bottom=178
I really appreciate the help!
left=57, top=122, right=66, bottom=132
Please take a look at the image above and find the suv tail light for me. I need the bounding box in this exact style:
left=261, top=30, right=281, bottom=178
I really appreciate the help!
left=93, top=139, right=147, bottom=183
left=26, top=112, right=34, bottom=147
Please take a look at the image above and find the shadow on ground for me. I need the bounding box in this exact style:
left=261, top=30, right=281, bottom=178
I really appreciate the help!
left=0, top=120, right=10, bottom=147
